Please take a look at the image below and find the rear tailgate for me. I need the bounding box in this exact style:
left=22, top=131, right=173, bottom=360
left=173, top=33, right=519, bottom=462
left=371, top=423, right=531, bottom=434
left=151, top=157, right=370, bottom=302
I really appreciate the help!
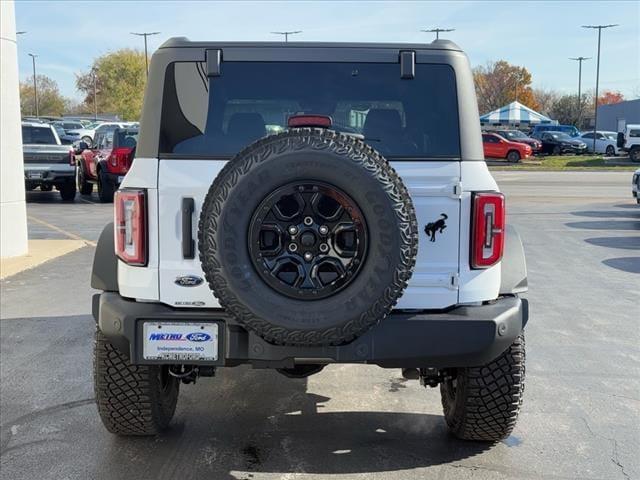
left=23, top=145, right=71, bottom=165
left=157, top=159, right=460, bottom=309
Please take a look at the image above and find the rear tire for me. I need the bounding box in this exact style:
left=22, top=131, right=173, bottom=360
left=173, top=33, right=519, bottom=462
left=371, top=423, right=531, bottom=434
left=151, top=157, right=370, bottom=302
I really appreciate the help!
left=59, top=181, right=76, bottom=201
left=630, top=147, right=640, bottom=163
left=605, top=145, right=615, bottom=157
left=93, top=329, right=179, bottom=435
left=440, top=333, right=525, bottom=441
left=97, top=169, right=115, bottom=203
left=506, top=150, right=521, bottom=163
left=78, top=163, right=93, bottom=195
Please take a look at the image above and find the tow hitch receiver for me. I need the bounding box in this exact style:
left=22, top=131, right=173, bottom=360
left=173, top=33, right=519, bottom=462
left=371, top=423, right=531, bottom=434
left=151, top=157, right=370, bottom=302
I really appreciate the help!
left=402, top=368, right=452, bottom=387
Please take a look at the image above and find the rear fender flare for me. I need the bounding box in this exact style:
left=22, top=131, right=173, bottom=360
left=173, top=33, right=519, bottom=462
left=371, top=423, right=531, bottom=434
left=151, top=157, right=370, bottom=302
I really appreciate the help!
left=500, top=224, right=528, bottom=294
left=91, top=223, right=118, bottom=294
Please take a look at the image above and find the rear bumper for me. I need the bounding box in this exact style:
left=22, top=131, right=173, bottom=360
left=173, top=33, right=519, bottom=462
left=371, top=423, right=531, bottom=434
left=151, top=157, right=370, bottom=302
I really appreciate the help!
left=24, top=165, right=74, bottom=184
left=93, top=292, right=529, bottom=368
left=94, top=292, right=528, bottom=369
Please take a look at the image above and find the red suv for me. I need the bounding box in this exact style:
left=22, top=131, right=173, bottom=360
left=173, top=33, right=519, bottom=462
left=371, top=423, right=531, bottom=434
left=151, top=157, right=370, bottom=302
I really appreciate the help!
left=482, top=132, right=532, bottom=162
left=77, top=127, right=138, bottom=202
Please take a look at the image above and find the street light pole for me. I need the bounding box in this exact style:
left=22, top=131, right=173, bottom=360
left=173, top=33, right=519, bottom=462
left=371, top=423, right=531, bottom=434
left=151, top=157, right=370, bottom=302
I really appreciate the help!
left=131, top=32, right=160, bottom=77
left=28, top=53, right=38, bottom=117
left=569, top=56, right=590, bottom=128
left=420, top=28, right=455, bottom=40
left=582, top=24, right=618, bottom=153
left=271, top=31, right=302, bottom=42
left=93, top=70, right=98, bottom=121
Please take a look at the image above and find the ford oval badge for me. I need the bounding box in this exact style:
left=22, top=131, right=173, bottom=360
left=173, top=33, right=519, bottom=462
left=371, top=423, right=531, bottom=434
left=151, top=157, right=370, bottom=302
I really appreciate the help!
left=174, top=275, right=204, bottom=287
left=186, top=332, right=211, bottom=342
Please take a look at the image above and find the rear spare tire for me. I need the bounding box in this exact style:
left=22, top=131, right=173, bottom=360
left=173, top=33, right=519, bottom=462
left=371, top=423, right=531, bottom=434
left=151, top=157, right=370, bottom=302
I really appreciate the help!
left=199, top=128, right=418, bottom=346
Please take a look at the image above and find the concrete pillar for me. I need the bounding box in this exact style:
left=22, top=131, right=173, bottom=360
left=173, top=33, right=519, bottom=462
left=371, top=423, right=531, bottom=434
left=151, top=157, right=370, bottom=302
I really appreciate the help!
left=1, top=0, right=28, bottom=258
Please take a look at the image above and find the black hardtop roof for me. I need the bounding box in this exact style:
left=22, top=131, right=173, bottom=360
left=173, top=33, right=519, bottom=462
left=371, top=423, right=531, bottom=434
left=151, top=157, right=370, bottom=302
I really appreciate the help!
left=159, top=37, right=462, bottom=52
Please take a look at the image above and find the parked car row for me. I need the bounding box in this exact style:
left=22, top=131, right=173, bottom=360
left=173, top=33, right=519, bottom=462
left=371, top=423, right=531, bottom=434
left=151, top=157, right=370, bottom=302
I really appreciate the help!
left=482, top=121, right=637, bottom=162
left=21, top=120, right=138, bottom=202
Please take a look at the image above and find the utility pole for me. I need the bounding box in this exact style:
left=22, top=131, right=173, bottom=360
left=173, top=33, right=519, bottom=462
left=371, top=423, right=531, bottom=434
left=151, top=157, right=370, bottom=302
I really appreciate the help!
left=92, top=70, right=98, bottom=121
left=271, top=31, right=302, bottom=42
left=131, top=31, right=160, bottom=77
left=421, top=28, right=455, bottom=40
left=27, top=53, right=38, bottom=117
left=569, top=56, right=590, bottom=128
left=582, top=24, right=618, bottom=153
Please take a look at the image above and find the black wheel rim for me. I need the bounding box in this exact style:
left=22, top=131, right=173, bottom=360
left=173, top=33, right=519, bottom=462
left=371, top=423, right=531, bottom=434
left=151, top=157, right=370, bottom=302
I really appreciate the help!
left=248, top=181, right=368, bottom=300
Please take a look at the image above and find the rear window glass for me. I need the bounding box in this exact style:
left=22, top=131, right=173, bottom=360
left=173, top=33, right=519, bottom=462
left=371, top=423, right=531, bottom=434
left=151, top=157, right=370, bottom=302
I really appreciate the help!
left=160, top=62, right=460, bottom=159
left=22, top=126, right=57, bottom=145
left=115, top=130, right=139, bottom=148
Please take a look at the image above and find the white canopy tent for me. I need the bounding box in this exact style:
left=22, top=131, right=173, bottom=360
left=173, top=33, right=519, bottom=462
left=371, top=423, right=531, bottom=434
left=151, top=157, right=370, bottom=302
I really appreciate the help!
left=480, top=101, right=556, bottom=127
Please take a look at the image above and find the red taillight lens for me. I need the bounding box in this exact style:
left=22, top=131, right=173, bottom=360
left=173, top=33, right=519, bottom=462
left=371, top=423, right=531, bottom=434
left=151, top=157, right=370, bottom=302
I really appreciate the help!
left=107, top=147, right=133, bottom=173
left=471, top=192, right=505, bottom=269
left=114, top=189, right=147, bottom=266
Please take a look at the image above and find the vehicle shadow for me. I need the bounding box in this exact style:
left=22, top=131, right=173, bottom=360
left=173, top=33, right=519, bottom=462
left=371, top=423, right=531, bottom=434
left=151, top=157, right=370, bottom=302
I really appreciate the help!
left=571, top=210, right=640, bottom=219
left=25, top=190, right=64, bottom=203
left=585, top=237, right=640, bottom=250
left=602, top=257, right=640, bottom=274
left=25, top=190, right=100, bottom=204
left=565, top=220, right=639, bottom=231
left=98, top=367, right=490, bottom=479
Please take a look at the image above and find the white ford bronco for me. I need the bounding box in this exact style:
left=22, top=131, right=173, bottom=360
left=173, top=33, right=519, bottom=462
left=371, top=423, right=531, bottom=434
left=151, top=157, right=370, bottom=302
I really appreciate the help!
left=91, top=38, right=529, bottom=441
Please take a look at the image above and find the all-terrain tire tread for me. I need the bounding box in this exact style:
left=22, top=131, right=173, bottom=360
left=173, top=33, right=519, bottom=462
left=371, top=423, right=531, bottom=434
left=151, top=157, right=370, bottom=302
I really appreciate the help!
left=441, top=334, right=525, bottom=441
left=93, top=329, right=179, bottom=435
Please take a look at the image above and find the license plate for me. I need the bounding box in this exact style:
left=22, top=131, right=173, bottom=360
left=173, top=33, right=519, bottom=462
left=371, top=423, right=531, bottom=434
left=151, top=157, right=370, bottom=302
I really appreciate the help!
left=142, top=322, right=218, bottom=361
left=27, top=171, right=42, bottom=179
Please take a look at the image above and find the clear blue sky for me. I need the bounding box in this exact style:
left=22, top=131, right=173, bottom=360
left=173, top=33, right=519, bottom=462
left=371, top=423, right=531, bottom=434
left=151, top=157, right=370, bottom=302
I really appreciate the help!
left=15, top=0, right=640, bottom=102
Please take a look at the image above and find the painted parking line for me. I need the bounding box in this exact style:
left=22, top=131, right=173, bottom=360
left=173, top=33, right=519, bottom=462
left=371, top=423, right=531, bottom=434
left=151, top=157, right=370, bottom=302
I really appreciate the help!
left=27, top=215, right=97, bottom=247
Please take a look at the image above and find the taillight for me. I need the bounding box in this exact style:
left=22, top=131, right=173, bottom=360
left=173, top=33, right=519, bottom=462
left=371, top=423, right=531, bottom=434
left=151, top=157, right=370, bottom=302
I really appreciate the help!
left=107, top=147, right=133, bottom=173
left=471, top=192, right=505, bottom=269
left=114, top=189, right=147, bottom=266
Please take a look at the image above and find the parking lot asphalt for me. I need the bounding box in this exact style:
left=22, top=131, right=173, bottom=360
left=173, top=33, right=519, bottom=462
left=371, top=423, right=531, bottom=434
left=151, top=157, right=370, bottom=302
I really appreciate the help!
left=1, top=172, right=638, bottom=480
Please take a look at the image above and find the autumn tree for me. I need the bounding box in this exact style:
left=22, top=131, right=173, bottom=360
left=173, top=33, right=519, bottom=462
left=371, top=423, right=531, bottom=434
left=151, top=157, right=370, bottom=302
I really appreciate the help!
left=76, top=49, right=146, bottom=120
left=473, top=60, right=539, bottom=114
left=19, top=75, right=68, bottom=117
left=597, top=90, right=624, bottom=105
left=532, top=88, right=560, bottom=117
left=548, top=95, right=579, bottom=125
